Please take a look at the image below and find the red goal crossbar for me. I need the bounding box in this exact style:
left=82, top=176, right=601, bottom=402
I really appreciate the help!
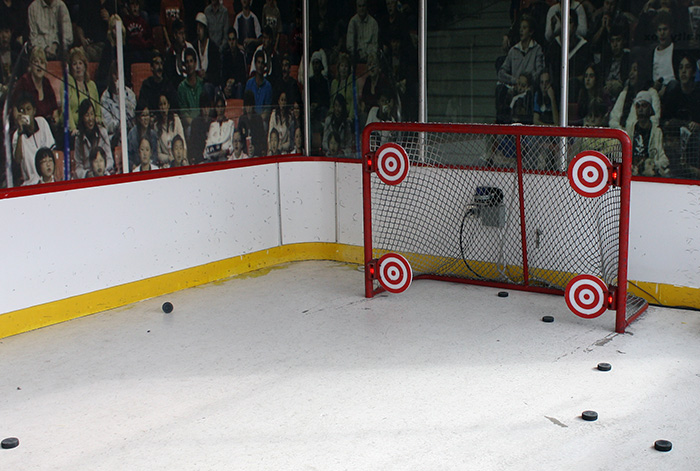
left=361, top=122, right=648, bottom=333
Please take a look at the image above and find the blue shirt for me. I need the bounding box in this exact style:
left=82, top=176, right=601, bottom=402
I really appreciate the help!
left=245, top=77, right=272, bottom=115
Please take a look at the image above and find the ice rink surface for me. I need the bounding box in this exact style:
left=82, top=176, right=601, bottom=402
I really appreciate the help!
left=1, top=261, right=699, bottom=470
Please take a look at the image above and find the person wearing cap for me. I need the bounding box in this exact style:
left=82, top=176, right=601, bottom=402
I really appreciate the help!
left=204, top=0, right=229, bottom=51
left=628, top=89, right=670, bottom=177
left=195, top=12, right=221, bottom=87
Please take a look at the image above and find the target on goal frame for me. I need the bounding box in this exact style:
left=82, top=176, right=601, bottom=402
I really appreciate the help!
left=565, top=274, right=611, bottom=319
left=567, top=150, right=615, bottom=198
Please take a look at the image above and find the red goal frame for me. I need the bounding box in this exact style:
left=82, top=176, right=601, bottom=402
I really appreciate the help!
left=362, top=122, right=648, bottom=333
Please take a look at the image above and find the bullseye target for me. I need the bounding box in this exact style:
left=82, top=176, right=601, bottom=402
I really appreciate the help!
left=568, top=151, right=612, bottom=198
left=375, top=143, right=410, bottom=185
left=565, top=275, right=609, bottom=319
left=377, top=253, right=413, bottom=293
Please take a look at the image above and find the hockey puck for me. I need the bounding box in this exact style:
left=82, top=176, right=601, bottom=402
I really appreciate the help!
left=497, top=291, right=509, bottom=298
left=542, top=315, right=554, bottom=323
left=162, top=302, right=173, bottom=313
left=581, top=410, right=598, bottom=421
left=654, top=440, right=672, bottom=452
left=597, top=362, right=612, bottom=371
left=1, top=437, right=19, bottom=449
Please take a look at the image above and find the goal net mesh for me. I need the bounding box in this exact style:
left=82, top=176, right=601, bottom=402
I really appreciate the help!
left=364, top=124, right=648, bottom=325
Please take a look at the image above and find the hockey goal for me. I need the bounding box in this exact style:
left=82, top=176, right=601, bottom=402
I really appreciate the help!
left=361, top=122, right=648, bottom=333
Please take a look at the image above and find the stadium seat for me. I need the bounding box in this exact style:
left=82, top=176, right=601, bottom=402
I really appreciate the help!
left=131, top=63, right=151, bottom=97
left=225, top=98, right=244, bottom=123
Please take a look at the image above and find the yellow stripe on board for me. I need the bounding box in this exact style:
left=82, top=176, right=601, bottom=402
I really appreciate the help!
left=1, top=243, right=697, bottom=340
left=0, top=243, right=364, bottom=340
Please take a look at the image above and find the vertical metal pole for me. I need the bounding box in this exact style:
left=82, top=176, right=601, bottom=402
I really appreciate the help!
left=116, top=20, right=129, bottom=174
left=302, top=0, right=310, bottom=156
left=419, top=0, right=427, bottom=123
left=560, top=1, right=570, bottom=127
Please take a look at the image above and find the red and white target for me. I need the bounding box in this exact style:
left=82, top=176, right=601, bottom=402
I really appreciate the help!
left=375, top=143, right=410, bottom=185
left=568, top=151, right=612, bottom=198
left=565, top=274, right=609, bottom=319
left=377, top=253, right=413, bottom=293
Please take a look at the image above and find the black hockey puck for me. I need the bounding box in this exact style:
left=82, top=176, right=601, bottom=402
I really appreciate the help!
left=542, top=315, right=554, bottom=323
left=497, top=291, right=509, bottom=298
left=162, top=302, right=173, bottom=313
left=581, top=410, right=598, bottom=421
left=1, top=437, right=19, bottom=449
left=654, top=440, right=672, bottom=452
left=597, top=362, right=612, bottom=371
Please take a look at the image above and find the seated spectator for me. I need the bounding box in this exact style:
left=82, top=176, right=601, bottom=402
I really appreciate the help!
left=510, top=73, right=535, bottom=124
left=610, top=59, right=661, bottom=130
left=127, top=103, right=158, bottom=170
left=229, top=130, right=249, bottom=160
left=267, top=127, right=280, bottom=155
left=627, top=90, right=670, bottom=176
left=379, top=0, right=411, bottom=57
left=177, top=47, right=205, bottom=129
left=534, top=70, right=560, bottom=125
left=277, top=54, right=301, bottom=106
left=0, top=17, right=20, bottom=92
left=194, top=12, right=221, bottom=88
left=497, top=16, right=543, bottom=122
left=268, top=91, right=292, bottom=153
left=204, top=0, right=230, bottom=51
left=74, top=99, right=114, bottom=179
left=165, top=19, right=196, bottom=86
left=101, top=62, right=137, bottom=144
left=96, top=14, right=123, bottom=94
left=589, top=0, right=633, bottom=57
left=138, top=51, right=179, bottom=112
left=575, top=63, right=611, bottom=125
left=23, top=147, right=57, bottom=185
left=346, top=0, right=379, bottom=63
left=160, top=0, right=184, bottom=50
left=171, top=134, right=190, bottom=167
left=498, top=17, right=544, bottom=87
left=638, top=12, right=680, bottom=101
left=221, top=27, right=247, bottom=99
left=11, top=92, right=55, bottom=185
left=330, top=52, right=355, bottom=120
left=545, top=0, right=588, bottom=42
left=600, top=24, right=631, bottom=101
left=545, top=11, right=593, bottom=96
left=360, top=52, right=389, bottom=120
left=133, top=135, right=158, bottom=171
left=310, top=0, right=338, bottom=54
left=583, top=97, right=610, bottom=127
left=662, top=53, right=700, bottom=126
left=237, top=89, right=266, bottom=157
left=233, top=0, right=262, bottom=58
left=261, top=0, right=282, bottom=43
left=123, top=0, right=154, bottom=64
left=0, top=0, right=28, bottom=48
left=204, top=93, right=235, bottom=161
left=75, top=0, right=113, bottom=62
left=249, top=26, right=282, bottom=86
left=245, top=49, right=273, bottom=123
left=187, top=92, right=215, bottom=164
left=88, top=146, right=108, bottom=178
left=155, top=92, right=186, bottom=167
left=634, top=0, right=691, bottom=50
left=387, top=30, right=418, bottom=121
left=68, top=46, right=101, bottom=133
left=292, top=126, right=304, bottom=154
left=27, top=0, right=73, bottom=60
left=326, top=131, right=342, bottom=157
left=322, top=94, right=353, bottom=157
left=366, top=87, right=399, bottom=125
left=12, top=47, right=58, bottom=127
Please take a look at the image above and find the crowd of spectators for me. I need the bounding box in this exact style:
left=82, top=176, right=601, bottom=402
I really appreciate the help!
left=497, top=0, right=700, bottom=179
left=0, top=0, right=419, bottom=188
